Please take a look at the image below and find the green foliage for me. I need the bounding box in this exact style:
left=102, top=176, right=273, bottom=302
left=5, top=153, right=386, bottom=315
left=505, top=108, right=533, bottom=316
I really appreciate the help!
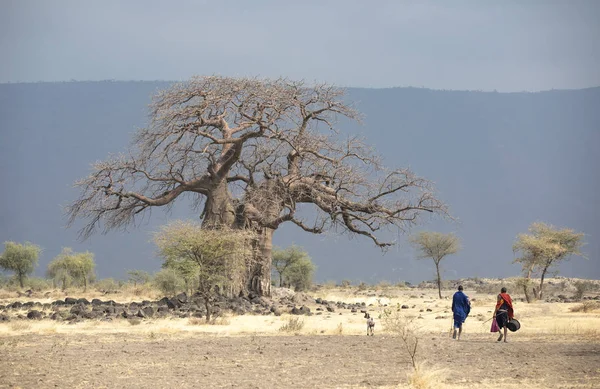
left=154, top=220, right=256, bottom=301
left=410, top=232, right=461, bottom=264
left=94, top=278, right=122, bottom=293
left=513, top=222, right=585, bottom=299
left=162, top=257, right=199, bottom=294
left=153, top=268, right=185, bottom=296
left=0, top=241, right=42, bottom=288
left=127, top=270, right=151, bottom=286
left=47, top=248, right=95, bottom=291
left=272, top=245, right=307, bottom=287
left=25, top=277, right=53, bottom=291
left=410, top=231, right=460, bottom=299
left=285, top=256, right=316, bottom=292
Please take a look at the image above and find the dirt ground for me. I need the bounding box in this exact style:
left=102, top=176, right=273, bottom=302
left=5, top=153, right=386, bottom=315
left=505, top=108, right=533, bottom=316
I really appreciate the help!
left=1, top=332, right=599, bottom=389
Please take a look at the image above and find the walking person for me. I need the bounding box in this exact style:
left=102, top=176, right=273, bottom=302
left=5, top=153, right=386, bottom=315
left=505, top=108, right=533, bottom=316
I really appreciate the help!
left=493, top=287, right=514, bottom=342
left=451, top=285, right=471, bottom=340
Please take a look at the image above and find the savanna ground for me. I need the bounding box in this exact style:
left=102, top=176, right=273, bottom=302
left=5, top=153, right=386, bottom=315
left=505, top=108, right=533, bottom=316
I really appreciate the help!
left=1, top=281, right=599, bottom=389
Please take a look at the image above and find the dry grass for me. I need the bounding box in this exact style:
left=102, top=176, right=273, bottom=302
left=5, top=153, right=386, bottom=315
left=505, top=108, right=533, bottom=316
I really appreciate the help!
left=278, top=317, right=304, bottom=333
left=407, top=362, right=449, bottom=389
left=333, top=322, right=344, bottom=335
left=9, top=321, right=31, bottom=332
left=570, top=301, right=600, bottom=313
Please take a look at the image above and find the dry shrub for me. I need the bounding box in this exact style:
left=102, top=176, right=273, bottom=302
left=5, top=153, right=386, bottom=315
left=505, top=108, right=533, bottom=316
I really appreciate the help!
left=573, top=281, right=593, bottom=300
left=380, top=308, right=420, bottom=369
left=278, top=317, right=304, bottom=333
left=407, top=362, right=448, bottom=389
left=334, top=322, right=343, bottom=335
left=188, top=316, right=230, bottom=326
left=569, top=301, right=600, bottom=313
left=188, top=317, right=204, bottom=326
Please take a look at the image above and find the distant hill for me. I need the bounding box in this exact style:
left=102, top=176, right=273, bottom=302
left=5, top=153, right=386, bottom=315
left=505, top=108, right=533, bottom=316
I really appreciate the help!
left=0, top=81, right=598, bottom=283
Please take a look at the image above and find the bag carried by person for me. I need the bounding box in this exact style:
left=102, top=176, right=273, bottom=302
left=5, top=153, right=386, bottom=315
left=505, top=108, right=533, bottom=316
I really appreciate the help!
left=490, top=317, right=500, bottom=333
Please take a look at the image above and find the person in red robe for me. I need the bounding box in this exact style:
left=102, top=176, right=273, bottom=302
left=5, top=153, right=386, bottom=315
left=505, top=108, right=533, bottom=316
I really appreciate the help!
left=493, top=287, right=514, bottom=342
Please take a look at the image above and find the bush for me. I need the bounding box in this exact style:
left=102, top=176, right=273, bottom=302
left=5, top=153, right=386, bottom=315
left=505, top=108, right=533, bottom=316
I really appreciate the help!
left=25, top=277, right=53, bottom=291
left=339, top=279, right=352, bottom=288
left=570, top=301, right=600, bottom=313
left=574, top=281, right=593, bottom=301
left=153, top=269, right=185, bottom=296
left=94, top=278, right=123, bottom=293
left=377, top=280, right=392, bottom=289
left=357, top=282, right=368, bottom=291
left=278, top=317, right=304, bottom=333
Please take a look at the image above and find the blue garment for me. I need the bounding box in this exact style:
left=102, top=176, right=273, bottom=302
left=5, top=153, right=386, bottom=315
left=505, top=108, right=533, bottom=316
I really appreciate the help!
left=452, top=291, right=471, bottom=328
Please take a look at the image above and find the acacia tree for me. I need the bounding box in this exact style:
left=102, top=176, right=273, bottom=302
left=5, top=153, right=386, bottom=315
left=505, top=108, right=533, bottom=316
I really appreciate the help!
left=410, top=232, right=460, bottom=299
left=67, top=76, right=447, bottom=296
left=513, top=222, right=585, bottom=300
left=153, top=220, right=256, bottom=321
left=285, top=256, right=316, bottom=292
left=47, top=248, right=96, bottom=291
left=127, top=270, right=151, bottom=287
left=0, top=241, right=41, bottom=288
left=271, top=245, right=306, bottom=287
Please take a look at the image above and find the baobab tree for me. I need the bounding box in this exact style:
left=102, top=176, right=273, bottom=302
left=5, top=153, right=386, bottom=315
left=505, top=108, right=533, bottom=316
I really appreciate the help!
left=67, top=76, right=447, bottom=296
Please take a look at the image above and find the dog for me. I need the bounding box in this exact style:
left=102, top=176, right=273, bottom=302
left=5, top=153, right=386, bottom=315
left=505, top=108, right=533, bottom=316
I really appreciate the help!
left=365, top=313, right=375, bottom=336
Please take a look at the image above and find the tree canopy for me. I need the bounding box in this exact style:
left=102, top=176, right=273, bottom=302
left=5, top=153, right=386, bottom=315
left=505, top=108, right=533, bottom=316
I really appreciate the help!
left=271, top=245, right=315, bottom=290
left=410, top=231, right=460, bottom=298
left=513, top=222, right=585, bottom=299
left=0, top=241, right=41, bottom=288
left=47, top=248, right=96, bottom=291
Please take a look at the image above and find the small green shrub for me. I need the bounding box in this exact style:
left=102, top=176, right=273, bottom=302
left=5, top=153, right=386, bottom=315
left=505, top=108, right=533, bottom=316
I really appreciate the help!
left=153, top=269, right=185, bottom=296
left=25, top=277, right=53, bottom=291
left=94, top=278, right=122, bottom=293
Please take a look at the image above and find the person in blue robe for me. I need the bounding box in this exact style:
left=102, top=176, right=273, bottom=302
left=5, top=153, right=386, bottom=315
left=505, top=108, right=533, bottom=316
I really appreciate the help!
left=452, top=285, right=471, bottom=340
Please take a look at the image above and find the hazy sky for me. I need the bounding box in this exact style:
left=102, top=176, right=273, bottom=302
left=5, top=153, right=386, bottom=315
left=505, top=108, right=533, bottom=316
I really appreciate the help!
left=1, top=0, right=599, bottom=91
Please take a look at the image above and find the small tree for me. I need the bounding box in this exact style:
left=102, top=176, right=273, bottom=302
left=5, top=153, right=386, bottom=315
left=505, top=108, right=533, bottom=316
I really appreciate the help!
left=162, top=257, right=200, bottom=295
left=271, top=245, right=307, bottom=287
left=285, top=256, right=316, bottom=292
left=153, top=268, right=185, bottom=295
left=153, top=220, right=256, bottom=322
left=410, top=232, right=460, bottom=299
left=0, top=241, right=41, bottom=288
left=47, top=248, right=96, bottom=292
left=47, top=257, right=72, bottom=291
left=127, top=270, right=151, bottom=287
left=513, top=222, right=585, bottom=300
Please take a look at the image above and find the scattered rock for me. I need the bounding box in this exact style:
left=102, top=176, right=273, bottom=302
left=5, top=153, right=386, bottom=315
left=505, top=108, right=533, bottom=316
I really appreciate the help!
left=27, top=310, right=43, bottom=320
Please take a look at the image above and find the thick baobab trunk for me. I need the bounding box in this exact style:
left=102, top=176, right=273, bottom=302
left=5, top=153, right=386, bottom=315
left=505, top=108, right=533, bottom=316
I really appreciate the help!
left=201, top=182, right=236, bottom=228
left=248, top=228, right=273, bottom=297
